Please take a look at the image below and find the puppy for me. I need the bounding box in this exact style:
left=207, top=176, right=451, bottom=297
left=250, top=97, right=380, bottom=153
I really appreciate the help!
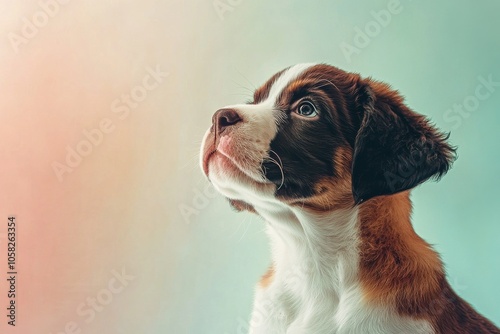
left=200, top=63, right=499, bottom=333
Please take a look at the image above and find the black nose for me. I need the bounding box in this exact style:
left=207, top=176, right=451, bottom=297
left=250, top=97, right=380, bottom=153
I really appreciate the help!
left=212, top=108, right=242, bottom=135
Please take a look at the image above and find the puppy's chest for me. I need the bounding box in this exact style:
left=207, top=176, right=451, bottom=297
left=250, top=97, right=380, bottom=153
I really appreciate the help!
left=254, top=261, right=358, bottom=333
left=249, top=210, right=434, bottom=333
left=254, top=272, right=434, bottom=334
left=251, top=252, right=434, bottom=334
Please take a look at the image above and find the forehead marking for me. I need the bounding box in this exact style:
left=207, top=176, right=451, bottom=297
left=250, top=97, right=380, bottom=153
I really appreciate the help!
left=262, top=63, right=317, bottom=107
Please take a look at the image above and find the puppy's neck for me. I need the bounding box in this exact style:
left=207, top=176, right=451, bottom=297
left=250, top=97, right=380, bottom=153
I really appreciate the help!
left=265, top=202, right=359, bottom=270
left=357, top=191, right=444, bottom=315
left=260, top=191, right=443, bottom=313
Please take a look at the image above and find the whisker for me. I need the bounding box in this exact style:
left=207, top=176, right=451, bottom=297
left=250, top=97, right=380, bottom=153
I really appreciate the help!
left=265, top=150, right=285, bottom=190
left=229, top=214, right=244, bottom=239
left=229, top=92, right=254, bottom=98
left=238, top=215, right=252, bottom=242
left=234, top=68, right=257, bottom=91
left=270, top=150, right=284, bottom=171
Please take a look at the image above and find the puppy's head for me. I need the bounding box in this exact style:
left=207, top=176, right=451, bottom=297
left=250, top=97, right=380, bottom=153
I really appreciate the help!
left=200, top=64, right=455, bottom=213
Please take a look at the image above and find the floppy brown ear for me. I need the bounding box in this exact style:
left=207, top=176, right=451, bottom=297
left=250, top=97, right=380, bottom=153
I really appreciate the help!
left=352, top=80, right=456, bottom=204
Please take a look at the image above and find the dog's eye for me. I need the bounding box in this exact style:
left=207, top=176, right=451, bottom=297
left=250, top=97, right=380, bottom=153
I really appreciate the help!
left=296, top=101, right=318, bottom=118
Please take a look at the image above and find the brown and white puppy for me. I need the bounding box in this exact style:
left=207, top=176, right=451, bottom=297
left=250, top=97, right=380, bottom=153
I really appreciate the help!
left=200, top=63, right=499, bottom=334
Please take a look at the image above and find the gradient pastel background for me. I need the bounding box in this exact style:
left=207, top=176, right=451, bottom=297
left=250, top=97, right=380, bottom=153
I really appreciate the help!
left=0, top=0, right=498, bottom=333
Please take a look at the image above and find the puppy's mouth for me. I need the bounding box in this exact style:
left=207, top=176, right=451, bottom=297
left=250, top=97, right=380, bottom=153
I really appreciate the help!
left=202, top=144, right=216, bottom=176
left=202, top=132, right=268, bottom=183
left=204, top=150, right=240, bottom=177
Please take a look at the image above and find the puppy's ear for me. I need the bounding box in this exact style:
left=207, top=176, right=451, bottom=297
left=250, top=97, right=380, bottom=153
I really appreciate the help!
left=352, top=80, right=456, bottom=204
left=228, top=199, right=258, bottom=214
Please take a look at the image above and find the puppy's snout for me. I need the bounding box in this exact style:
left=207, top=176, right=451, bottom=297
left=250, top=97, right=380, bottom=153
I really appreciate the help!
left=212, top=108, right=242, bottom=135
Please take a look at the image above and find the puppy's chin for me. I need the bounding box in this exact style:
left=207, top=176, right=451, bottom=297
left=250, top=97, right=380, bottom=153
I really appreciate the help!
left=213, top=151, right=266, bottom=184
left=207, top=153, right=276, bottom=200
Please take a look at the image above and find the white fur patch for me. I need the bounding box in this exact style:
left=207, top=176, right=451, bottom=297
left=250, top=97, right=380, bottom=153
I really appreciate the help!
left=262, top=63, right=317, bottom=107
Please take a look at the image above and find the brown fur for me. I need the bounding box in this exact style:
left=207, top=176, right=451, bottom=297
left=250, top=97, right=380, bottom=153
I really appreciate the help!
left=358, top=192, right=444, bottom=314
left=358, top=192, right=500, bottom=333
left=229, top=199, right=257, bottom=213
left=286, top=147, right=354, bottom=212
left=259, top=265, right=275, bottom=288
left=253, top=69, right=287, bottom=104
